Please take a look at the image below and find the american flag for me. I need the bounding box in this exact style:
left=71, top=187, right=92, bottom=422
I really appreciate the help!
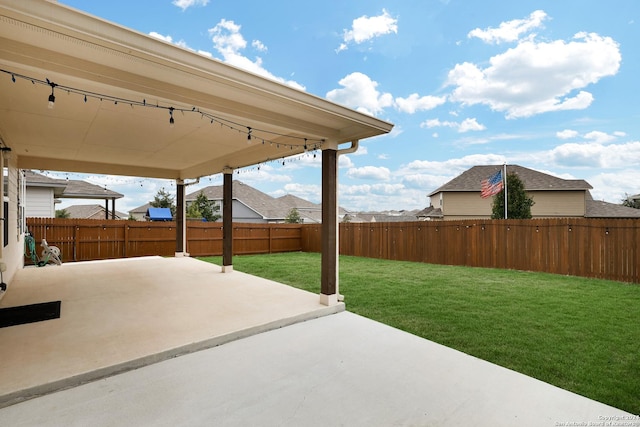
left=480, top=170, right=503, bottom=198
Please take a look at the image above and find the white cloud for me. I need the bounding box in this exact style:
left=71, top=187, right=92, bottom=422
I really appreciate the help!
left=583, top=130, right=617, bottom=144
left=420, top=117, right=485, bottom=133
left=339, top=155, right=354, bottom=169
left=352, top=146, right=368, bottom=156
left=346, top=166, right=391, bottom=181
left=458, top=118, right=486, bottom=132
left=468, top=10, right=548, bottom=44
left=557, top=129, right=624, bottom=143
left=338, top=9, right=398, bottom=52
left=557, top=129, right=579, bottom=139
left=549, top=140, right=640, bottom=168
left=279, top=183, right=322, bottom=203
left=149, top=32, right=174, bottom=43
left=395, top=93, right=447, bottom=114
left=252, top=40, right=267, bottom=52
left=421, top=119, right=457, bottom=129
left=588, top=169, right=640, bottom=203
left=172, top=0, right=209, bottom=11
left=208, top=20, right=305, bottom=91
left=447, top=32, right=621, bottom=118
left=402, top=153, right=507, bottom=176
left=149, top=31, right=213, bottom=58
left=326, top=72, right=393, bottom=115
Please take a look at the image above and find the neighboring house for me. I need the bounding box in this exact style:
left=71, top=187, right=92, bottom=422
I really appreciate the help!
left=24, top=170, right=124, bottom=218
left=63, top=204, right=127, bottom=220
left=130, top=181, right=344, bottom=224
left=277, top=194, right=350, bottom=223
left=24, top=171, right=67, bottom=218
left=426, top=164, right=640, bottom=220
left=346, top=210, right=420, bottom=223
left=277, top=194, right=322, bottom=223
left=129, top=203, right=150, bottom=221
left=416, top=206, right=443, bottom=221
left=626, top=193, right=640, bottom=206
left=185, top=181, right=291, bottom=223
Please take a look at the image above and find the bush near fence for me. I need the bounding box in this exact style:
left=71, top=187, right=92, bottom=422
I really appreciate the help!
left=26, top=218, right=302, bottom=262
left=26, top=217, right=639, bottom=284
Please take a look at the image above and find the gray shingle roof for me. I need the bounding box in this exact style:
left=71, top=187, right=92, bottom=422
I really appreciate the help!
left=585, top=193, right=640, bottom=218
left=277, top=194, right=322, bottom=223
left=62, top=204, right=127, bottom=219
left=24, top=170, right=123, bottom=199
left=186, top=181, right=291, bottom=220
left=428, top=165, right=592, bottom=197
left=416, top=206, right=443, bottom=219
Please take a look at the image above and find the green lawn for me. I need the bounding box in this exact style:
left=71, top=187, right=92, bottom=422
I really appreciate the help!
left=199, top=252, right=640, bottom=414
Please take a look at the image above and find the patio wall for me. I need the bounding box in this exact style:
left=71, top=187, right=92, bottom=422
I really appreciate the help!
left=26, top=218, right=302, bottom=261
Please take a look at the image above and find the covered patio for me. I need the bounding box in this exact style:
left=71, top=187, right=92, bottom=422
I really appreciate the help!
left=0, top=0, right=393, bottom=300
left=0, top=256, right=343, bottom=408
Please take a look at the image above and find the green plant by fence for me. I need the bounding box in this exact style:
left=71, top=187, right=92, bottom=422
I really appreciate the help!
left=301, top=218, right=640, bottom=284
left=26, top=218, right=302, bottom=261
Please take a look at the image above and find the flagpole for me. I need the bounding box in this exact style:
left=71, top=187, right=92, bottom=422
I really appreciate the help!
left=503, top=163, right=507, bottom=219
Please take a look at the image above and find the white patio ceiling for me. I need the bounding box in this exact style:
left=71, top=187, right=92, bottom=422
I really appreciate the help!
left=0, top=0, right=393, bottom=180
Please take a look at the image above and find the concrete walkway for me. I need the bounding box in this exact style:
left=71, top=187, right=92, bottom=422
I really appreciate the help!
left=0, top=311, right=632, bottom=427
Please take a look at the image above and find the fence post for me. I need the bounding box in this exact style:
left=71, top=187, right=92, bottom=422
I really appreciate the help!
left=123, top=222, right=128, bottom=258
left=72, top=224, right=77, bottom=262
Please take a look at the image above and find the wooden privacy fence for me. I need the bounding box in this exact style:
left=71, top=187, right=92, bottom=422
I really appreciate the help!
left=301, top=218, right=640, bottom=284
left=26, top=218, right=302, bottom=262
left=26, top=217, right=640, bottom=283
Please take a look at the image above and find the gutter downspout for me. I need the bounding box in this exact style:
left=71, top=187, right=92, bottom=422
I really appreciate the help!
left=175, top=177, right=200, bottom=258
left=329, top=139, right=359, bottom=303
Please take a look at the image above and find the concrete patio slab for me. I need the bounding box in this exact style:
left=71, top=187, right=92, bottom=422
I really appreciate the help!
left=0, top=256, right=343, bottom=408
left=0, top=311, right=633, bottom=426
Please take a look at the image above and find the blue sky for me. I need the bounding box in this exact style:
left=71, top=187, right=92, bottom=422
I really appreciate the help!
left=53, top=0, right=640, bottom=214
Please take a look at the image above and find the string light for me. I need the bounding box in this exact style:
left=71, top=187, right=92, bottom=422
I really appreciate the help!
left=46, top=79, right=57, bottom=109
left=2, top=68, right=328, bottom=159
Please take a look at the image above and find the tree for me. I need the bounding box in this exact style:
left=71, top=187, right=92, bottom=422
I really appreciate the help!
left=55, top=208, right=70, bottom=218
left=491, top=173, right=534, bottom=219
left=149, top=188, right=176, bottom=216
left=185, top=202, right=202, bottom=219
left=622, top=194, right=640, bottom=209
left=284, top=208, right=303, bottom=223
left=185, top=191, right=220, bottom=221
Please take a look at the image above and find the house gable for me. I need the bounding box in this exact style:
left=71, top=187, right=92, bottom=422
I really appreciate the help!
left=427, top=165, right=594, bottom=220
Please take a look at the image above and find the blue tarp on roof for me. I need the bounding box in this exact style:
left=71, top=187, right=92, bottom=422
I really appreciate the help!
left=146, top=207, right=173, bottom=221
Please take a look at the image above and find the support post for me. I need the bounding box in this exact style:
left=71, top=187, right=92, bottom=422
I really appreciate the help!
left=320, top=146, right=338, bottom=305
left=222, top=170, right=233, bottom=272
left=175, top=180, right=187, bottom=256
left=104, top=199, right=108, bottom=219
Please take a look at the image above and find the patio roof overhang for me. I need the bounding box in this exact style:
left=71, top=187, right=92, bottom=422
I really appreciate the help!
left=0, top=0, right=393, bottom=179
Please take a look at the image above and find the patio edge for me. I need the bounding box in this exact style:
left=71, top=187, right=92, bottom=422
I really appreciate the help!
left=0, top=302, right=345, bottom=409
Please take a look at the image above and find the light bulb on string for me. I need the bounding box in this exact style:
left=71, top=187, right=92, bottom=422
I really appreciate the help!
left=169, top=107, right=175, bottom=128
left=47, top=83, right=56, bottom=109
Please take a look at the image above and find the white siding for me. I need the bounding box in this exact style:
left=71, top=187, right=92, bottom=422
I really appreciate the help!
left=26, top=187, right=55, bottom=218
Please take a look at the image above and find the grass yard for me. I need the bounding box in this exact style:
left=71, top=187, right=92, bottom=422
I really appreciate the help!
left=199, top=252, right=640, bottom=414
